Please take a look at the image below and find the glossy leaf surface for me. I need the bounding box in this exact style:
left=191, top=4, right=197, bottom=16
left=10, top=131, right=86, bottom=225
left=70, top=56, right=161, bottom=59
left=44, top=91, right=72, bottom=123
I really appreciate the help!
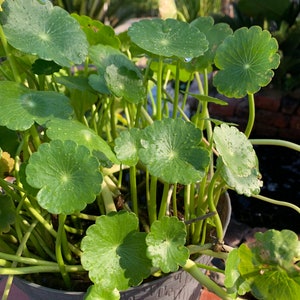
left=214, top=26, right=280, bottom=98
left=0, top=82, right=73, bottom=131
left=0, top=0, right=88, bottom=66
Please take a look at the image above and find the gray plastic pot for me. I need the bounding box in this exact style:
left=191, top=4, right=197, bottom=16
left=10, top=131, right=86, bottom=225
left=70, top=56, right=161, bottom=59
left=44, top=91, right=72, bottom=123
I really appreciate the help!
left=0, top=194, right=231, bottom=300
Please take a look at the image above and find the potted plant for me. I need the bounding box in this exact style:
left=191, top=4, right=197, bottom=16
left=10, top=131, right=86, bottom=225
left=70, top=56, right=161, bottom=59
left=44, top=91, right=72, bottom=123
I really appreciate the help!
left=0, top=0, right=299, bottom=299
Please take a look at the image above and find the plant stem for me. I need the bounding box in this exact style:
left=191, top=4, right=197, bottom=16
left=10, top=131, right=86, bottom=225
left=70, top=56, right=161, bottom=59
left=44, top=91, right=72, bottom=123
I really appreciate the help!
left=56, top=214, right=71, bottom=289
left=172, top=59, right=180, bottom=118
left=130, top=166, right=138, bottom=215
left=244, top=93, right=255, bottom=138
left=156, top=56, right=163, bottom=120
left=183, top=259, right=231, bottom=300
left=252, top=194, right=300, bottom=214
left=101, top=178, right=117, bottom=213
left=250, top=139, right=300, bottom=152
left=148, top=176, right=158, bottom=224
left=158, top=183, right=171, bottom=219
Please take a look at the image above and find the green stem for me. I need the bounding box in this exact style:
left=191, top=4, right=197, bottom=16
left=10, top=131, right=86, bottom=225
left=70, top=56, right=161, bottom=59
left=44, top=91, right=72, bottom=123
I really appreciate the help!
left=156, top=56, right=163, bottom=120
left=244, top=93, right=255, bottom=138
left=252, top=194, right=300, bottom=214
left=0, top=25, right=21, bottom=83
left=56, top=214, right=71, bottom=289
left=172, top=59, right=180, bottom=118
left=0, top=253, right=57, bottom=266
left=101, top=178, right=117, bottom=213
left=183, top=259, right=231, bottom=300
left=148, top=176, right=158, bottom=224
left=158, top=183, right=171, bottom=219
left=172, top=183, right=178, bottom=217
left=130, top=166, right=138, bottom=215
left=250, top=139, right=300, bottom=152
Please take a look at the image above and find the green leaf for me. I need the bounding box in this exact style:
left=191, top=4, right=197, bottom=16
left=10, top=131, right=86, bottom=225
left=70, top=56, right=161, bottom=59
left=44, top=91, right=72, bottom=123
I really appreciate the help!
left=31, top=59, right=61, bottom=75
left=0, top=195, right=16, bottom=233
left=139, top=118, right=210, bottom=184
left=46, top=119, right=119, bottom=165
left=190, top=16, right=233, bottom=70
left=0, top=81, right=73, bottom=131
left=88, top=44, right=146, bottom=102
left=81, top=211, right=151, bottom=291
left=26, top=140, right=102, bottom=214
left=236, top=230, right=300, bottom=300
left=72, top=14, right=120, bottom=48
left=128, top=18, right=208, bottom=59
left=84, top=285, right=120, bottom=300
left=213, top=26, right=280, bottom=98
left=146, top=217, right=189, bottom=273
left=0, top=0, right=88, bottom=67
left=114, top=128, right=140, bottom=166
left=214, top=124, right=258, bottom=177
left=214, top=124, right=262, bottom=196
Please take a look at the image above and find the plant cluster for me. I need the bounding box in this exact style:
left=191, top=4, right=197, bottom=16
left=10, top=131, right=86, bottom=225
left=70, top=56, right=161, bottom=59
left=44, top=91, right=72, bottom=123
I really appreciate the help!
left=0, top=0, right=299, bottom=299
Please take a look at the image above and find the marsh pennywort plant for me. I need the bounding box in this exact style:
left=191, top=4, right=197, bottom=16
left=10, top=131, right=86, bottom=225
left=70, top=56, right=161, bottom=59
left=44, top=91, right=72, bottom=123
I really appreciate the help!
left=0, top=0, right=300, bottom=299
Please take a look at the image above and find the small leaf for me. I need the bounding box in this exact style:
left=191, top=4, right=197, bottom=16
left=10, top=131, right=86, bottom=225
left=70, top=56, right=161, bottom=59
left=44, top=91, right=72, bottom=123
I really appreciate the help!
left=190, top=16, right=233, bottom=70
left=139, top=119, right=210, bottom=184
left=146, top=217, right=189, bottom=273
left=0, top=0, right=88, bottom=66
left=81, top=211, right=151, bottom=291
left=0, top=81, right=73, bottom=131
left=213, top=26, right=280, bottom=98
left=26, top=140, right=102, bottom=214
left=0, top=195, right=16, bottom=233
left=46, top=119, right=119, bottom=165
left=72, top=14, right=120, bottom=48
left=84, top=285, right=120, bottom=300
left=114, top=128, right=140, bottom=166
left=128, top=18, right=208, bottom=59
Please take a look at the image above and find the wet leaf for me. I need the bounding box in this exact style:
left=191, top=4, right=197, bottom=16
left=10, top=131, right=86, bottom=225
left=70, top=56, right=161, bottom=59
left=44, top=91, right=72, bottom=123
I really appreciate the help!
left=0, top=0, right=88, bottom=66
left=128, top=18, right=208, bottom=59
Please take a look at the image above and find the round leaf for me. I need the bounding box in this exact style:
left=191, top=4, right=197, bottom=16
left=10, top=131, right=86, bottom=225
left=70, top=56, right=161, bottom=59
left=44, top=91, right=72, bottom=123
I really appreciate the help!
left=0, top=81, right=73, bottom=131
left=213, top=124, right=258, bottom=177
left=139, top=118, right=210, bottom=184
left=0, top=0, right=88, bottom=66
left=84, top=285, right=120, bottom=300
left=189, top=16, right=233, bottom=70
left=46, top=119, right=119, bottom=165
left=114, top=128, right=140, bottom=166
left=128, top=18, right=208, bottom=59
left=146, top=217, right=189, bottom=273
left=81, top=211, right=151, bottom=291
left=26, top=140, right=102, bottom=214
left=213, top=26, right=280, bottom=98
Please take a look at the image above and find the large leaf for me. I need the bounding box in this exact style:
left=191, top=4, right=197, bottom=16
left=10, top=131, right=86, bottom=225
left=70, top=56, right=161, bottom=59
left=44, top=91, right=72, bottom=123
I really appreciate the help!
left=138, top=118, right=210, bottom=184
left=46, top=119, right=119, bottom=165
left=146, top=217, right=189, bottom=273
left=81, top=211, right=151, bottom=292
left=128, top=18, right=208, bottom=59
left=0, top=0, right=88, bottom=66
left=84, top=285, right=120, bottom=300
left=26, top=140, right=102, bottom=214
left=213, top=26, right=280, bottom=98
left=0, top=81, right=73, bottom=131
